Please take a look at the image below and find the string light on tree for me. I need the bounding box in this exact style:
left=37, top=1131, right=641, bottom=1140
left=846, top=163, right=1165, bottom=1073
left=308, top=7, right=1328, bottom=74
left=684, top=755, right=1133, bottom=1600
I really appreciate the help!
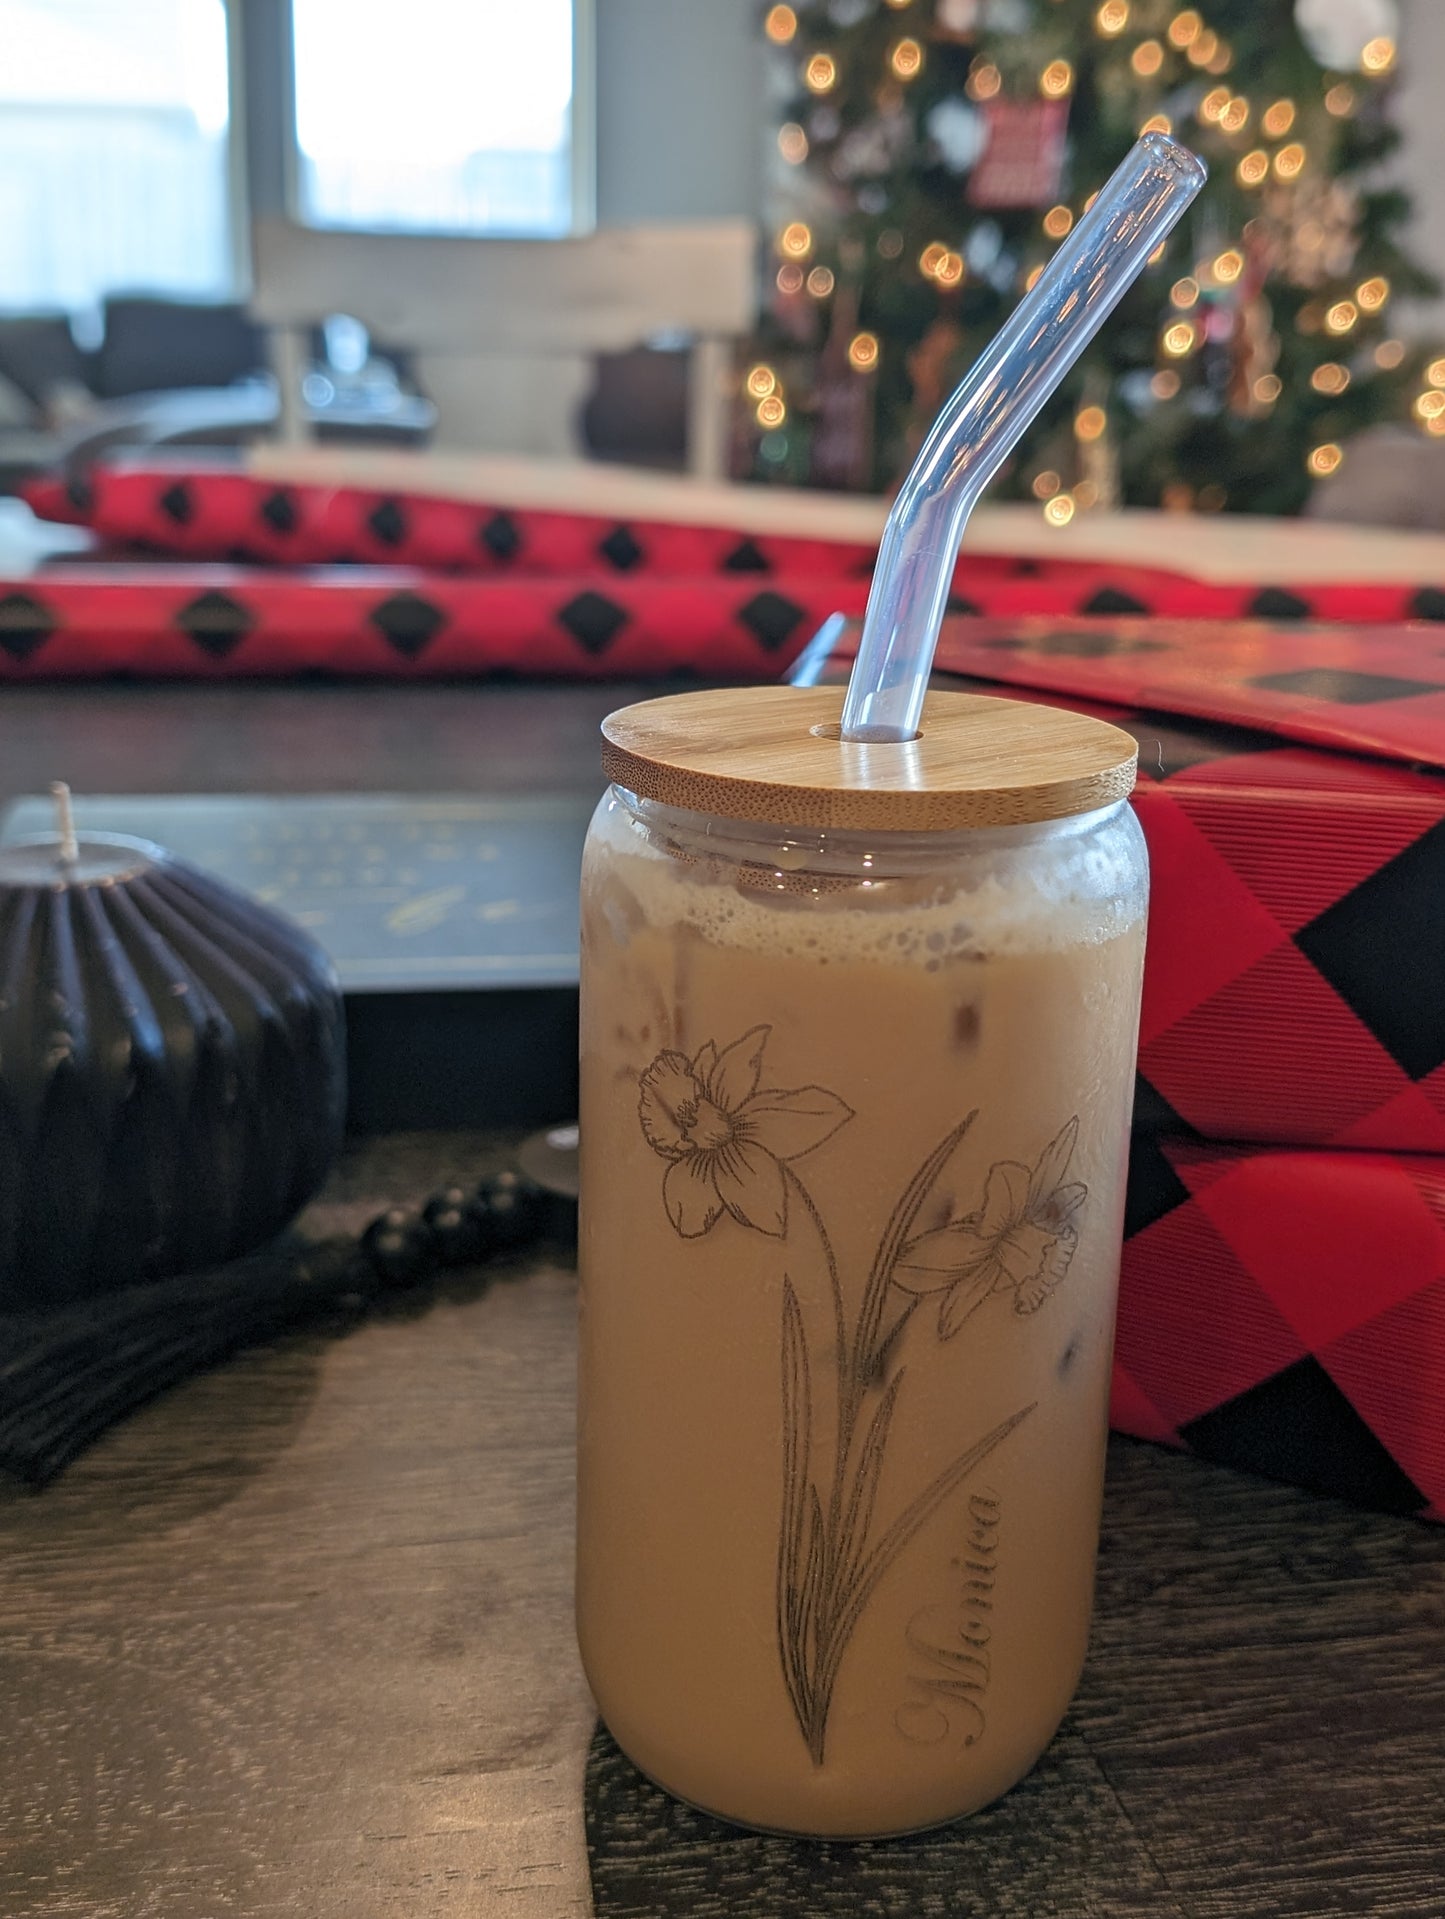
left=748, top=0, right=1433, bottom=510
left=757, top=394, right=787, bottom=428
left=1312, top=362, right=1350, bottom=393
left=1044, top=493, right=1077, bottom=525
left=1186, top=29, right=1219, bottom=65
left=1262, top=100, right=1296, bottom=138
left=746, top=365, right=778, bottom=400
left=1296, top=0, right=1399, bottom=70
left=848, top=331, right=880, bottom=371
left=891, top=37, right=923, bottom=78
left=1308, top=442, right=1344, bottom=476
left=1039, top=59, right=1074, bottom=96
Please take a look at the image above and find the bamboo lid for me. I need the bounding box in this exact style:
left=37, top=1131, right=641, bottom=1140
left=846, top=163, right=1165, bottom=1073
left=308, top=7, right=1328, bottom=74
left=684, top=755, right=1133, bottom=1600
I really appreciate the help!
left=600, top=686, right=1137, bottom=832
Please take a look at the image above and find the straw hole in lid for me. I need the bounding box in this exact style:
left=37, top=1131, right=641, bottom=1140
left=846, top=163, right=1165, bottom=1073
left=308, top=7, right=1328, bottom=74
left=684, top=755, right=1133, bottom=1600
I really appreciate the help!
left=809, top=721, right=923, bottom=743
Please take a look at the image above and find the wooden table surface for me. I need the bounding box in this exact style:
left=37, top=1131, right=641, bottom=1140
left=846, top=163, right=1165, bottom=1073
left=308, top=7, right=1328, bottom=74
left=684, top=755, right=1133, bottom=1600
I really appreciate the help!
left=2, top=682, right=1444, bottom=1916
left=1, top=1131, right=1443, bottom=1919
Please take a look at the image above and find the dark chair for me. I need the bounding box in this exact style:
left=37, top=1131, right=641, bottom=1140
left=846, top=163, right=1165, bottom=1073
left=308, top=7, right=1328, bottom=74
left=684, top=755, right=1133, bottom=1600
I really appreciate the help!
left=580, top=342, right=691, bottom=471
left=0, top=312, right=90, bottom=413
left=91, top=298, right=267, bottom=400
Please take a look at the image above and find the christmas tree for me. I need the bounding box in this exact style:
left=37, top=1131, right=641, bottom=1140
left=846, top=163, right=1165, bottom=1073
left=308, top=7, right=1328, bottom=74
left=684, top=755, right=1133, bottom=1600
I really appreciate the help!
left=743, top=0, right=1438, bottom=517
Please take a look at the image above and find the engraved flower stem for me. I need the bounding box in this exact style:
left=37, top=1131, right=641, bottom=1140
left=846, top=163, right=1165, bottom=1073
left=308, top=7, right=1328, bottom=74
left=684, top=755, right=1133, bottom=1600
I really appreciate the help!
left=782, top=1165, right=847, bottom=1412
left=776, top=1114, right=988, bottom=1766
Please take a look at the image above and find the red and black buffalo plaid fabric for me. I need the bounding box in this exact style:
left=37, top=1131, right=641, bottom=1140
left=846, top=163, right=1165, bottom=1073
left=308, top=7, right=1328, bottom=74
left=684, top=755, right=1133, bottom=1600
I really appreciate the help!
left=795, top=615, right=1445, bottom=1520
left=1116, top=1141, right=1445, bottom=1523
left=802, top=615, right=1445, bottom=1155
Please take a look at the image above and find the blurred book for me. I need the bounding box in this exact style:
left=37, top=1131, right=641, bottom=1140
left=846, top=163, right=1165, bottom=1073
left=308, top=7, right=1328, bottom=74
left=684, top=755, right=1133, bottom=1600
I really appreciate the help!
left=1, top=791, right=597, bottom=1133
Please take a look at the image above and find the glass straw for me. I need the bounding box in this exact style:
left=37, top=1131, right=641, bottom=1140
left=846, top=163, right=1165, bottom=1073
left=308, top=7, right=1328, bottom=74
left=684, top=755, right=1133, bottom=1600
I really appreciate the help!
left=840, top=133, right=1207, bottom=744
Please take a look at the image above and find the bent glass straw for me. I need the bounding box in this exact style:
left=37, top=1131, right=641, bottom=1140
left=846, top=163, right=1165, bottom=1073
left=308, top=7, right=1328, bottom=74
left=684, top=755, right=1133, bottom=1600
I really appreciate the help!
left=840, top=133, right=1207, bottom=744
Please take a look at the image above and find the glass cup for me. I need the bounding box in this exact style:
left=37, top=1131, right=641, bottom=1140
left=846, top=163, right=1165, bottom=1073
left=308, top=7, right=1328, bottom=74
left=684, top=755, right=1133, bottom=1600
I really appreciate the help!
left=575, top=686, right=1147, bottom=1837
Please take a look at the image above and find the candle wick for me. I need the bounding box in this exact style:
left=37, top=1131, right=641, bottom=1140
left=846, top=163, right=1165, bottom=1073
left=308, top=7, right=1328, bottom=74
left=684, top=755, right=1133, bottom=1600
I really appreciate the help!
left=50, top=782, right=79, bottom=865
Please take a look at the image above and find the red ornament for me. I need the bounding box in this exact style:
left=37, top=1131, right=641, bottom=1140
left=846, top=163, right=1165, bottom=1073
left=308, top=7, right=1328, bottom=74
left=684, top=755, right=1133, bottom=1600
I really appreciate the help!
left=967, top=99, right=1069, bottom=209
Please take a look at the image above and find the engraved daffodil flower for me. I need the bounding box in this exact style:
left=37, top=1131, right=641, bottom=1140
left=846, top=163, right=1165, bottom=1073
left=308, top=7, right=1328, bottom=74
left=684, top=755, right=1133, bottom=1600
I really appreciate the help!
left=638, top=1025, right=853, bottom=1239
left=894, top=1117, right=1087, bottom=1339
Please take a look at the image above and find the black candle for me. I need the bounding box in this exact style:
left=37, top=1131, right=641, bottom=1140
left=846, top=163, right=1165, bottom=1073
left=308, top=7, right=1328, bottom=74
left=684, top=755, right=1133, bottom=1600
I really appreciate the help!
left=0, top=789, right=346, bottom=1311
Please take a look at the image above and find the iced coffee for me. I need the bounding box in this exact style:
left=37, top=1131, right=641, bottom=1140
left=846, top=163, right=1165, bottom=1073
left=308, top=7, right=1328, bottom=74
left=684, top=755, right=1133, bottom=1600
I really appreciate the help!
left=576, top=684, right=1147, bottom=1837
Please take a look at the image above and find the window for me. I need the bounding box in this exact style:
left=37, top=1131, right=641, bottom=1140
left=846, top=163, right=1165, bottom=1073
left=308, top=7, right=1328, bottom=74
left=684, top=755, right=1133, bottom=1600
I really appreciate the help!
left=0, top=0, right=233, bottom=313
left=291, top=0, right=587, bottom=240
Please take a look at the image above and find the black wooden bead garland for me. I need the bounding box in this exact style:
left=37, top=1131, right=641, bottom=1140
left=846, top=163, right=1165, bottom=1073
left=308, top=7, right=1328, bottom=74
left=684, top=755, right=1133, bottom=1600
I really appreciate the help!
left=0, top=1167, right=556, bottom=1488
left=360, top=1169, right=544, bottom=1290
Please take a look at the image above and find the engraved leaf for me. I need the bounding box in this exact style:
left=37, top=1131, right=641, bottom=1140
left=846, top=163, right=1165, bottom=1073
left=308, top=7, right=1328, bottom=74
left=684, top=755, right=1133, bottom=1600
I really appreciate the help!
left=1028, top=1115, right=1079, bottom=1210
left=740, top=1085, right=854, bottom=1162
left=838, top=1370, right=905, bottom=1594
left=830, top=1403, right=1036, bottom=1689
left=714, top=1137, right=788, bottom=1237
left=894, top=1222, right=993, bottom=1291
left=710, top=1024, right=770, bottom=1109
left=978, top=1160, right=1031, bottom=1236
left=936, top=1266, right=1000, bottom=1341
left=662, top=1154, right=724, bottom=1237
left=1035, top=1180, right=1087, bottom=1231
left=777, top=1280, right=812, bottom=1727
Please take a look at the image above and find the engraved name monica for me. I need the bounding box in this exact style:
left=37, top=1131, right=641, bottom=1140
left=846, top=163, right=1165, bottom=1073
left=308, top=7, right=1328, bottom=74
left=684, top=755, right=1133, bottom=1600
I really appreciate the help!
left=894, top=1488, right=1001, bottom=1748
